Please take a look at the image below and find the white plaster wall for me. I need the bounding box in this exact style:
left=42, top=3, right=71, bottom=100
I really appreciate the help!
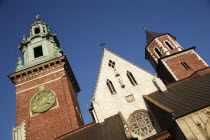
left=92, top=48, right=166, bottom=123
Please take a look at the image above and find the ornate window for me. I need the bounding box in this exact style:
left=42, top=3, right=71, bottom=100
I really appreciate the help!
left=154, top=48, right=162, bottom=57
left=108, top=60, right=115, bottom=68
left=127, top=110, right=154, bottom=137
left=181, top=60, right=191, bottom=70
left=165, top=41, right=174, bottom=50
left=127, top=71, right=138, bottom=86
left=106, top=79, right=116, bottom=94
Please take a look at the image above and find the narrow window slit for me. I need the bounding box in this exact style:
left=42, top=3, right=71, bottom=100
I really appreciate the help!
left=181, top=60, right=191, bottom=70
left=165, top=41, right=173, bottom=50
left=154, top=48, right=162, bottom=57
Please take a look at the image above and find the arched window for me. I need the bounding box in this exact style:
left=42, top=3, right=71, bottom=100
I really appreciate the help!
left=34, top=27, right=40, bottom=34
left=165, top=41, right=174, bottom=50
left=127, top=71, right=138, bottom=86
left=181, top=60, right=191, bottom=70
left=106, top=79, right=116, bottom=94
left=154, top=48, right=162, bottom=57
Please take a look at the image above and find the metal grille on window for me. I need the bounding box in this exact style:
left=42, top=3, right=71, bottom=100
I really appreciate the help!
left=106, top=79, right=116, bottom=95
left=181, top=60, right=191, bottom=70
left=108, top=60, right=115, bottom=68
left=127, top=110, right=154, bottom=137
left=127, top=71, right=138, bottom=86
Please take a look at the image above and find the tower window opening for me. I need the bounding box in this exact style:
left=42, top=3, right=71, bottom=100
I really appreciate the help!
left=34, top=46, right=43, bottom=58
left=106, top=79, right=116, bottom=95
left=127, top=71, right=138, bottom=86
left=165, top=41, right=174, bottom=50
left=154, top=48, right=162, bottom=57
left=108, top=60, right=115, bottom=68
left=181, top=60, right=191, bottom=70
left=34, top=27, right=40, bottom=34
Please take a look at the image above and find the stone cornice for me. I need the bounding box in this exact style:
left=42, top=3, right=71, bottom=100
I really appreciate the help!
left=8, top=55, right=80, bottom=93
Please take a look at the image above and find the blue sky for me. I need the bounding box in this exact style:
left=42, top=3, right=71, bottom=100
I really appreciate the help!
left=0, top=0, right=210, bottom=139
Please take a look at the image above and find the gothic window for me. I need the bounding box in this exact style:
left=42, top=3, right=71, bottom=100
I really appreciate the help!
left=34, top=27, right=40, bottom=34
left=127, top=71, right=138, bottom=86
left=181, top=60, right=191, bottom=70
left=127, top=110, right=154, bottom=137
left=106, top=79, right=116, bottom=95
left=165, top=41, right=174, bottom=50
left=154, top=48, right=162, bottom=57
left=34, top=46, right=43, bottom=58
left=108, top=60, right=115, bottom=68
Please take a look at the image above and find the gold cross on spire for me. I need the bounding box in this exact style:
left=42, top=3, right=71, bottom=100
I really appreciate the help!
left=36, top=15, right=40, bottom=21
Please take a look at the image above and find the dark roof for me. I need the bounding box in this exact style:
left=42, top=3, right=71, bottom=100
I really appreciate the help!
left=56, top=114, right=128, bottom=140
left=144, top=29, right=176, bottom=47
left=145, top=73, right=210, bottom=118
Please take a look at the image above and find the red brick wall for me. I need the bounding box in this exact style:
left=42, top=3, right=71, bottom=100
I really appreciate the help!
left=15, top=63, right=84, bottom=140
left=160, top=50, right=208, bottom=83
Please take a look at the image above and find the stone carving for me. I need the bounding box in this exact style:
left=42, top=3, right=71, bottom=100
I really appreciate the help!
left=53, top=43, right=62, bottom=57
left=16, top=57, right=24, bottom=72
left=21, top=35, right=27, bottom=42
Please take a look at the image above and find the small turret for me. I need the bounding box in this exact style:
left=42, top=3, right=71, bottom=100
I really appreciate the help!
left=144, top=29, right=208, bottom=84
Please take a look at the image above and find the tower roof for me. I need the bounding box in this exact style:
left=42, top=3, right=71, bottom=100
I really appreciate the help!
left=144, top=29, right=175, bottom=47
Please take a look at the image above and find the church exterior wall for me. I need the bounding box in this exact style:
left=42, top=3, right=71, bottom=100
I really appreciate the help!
left=13, top=59, right=83, bottom=140
left=176, top=106, right=210, bottom=140
left=161, top=49, right=208, bottom=82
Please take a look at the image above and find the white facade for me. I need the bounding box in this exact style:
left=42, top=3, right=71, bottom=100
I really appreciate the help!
left=91, top=48, right=167, bottom=139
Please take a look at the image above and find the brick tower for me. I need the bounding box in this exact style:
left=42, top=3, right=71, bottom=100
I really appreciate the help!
left=9, top=16, right=84, bottom=140
left=145, top=29, right=209, bottom=84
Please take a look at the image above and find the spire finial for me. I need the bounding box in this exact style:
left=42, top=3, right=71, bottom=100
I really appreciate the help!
left=36, top=15, right=40, bottom=21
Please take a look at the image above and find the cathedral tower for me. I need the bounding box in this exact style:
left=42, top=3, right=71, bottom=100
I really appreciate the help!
left=9, top=16, right=84, bottom=140
left=145, top=29, right=208, bottom=84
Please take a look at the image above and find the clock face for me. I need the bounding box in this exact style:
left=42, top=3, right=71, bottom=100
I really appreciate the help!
left=30, top=90, right=56, bottom=113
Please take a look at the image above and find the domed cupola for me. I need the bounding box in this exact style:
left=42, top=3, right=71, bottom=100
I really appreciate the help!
left=29, top=15, right=51, bottom=37
left=16, top=15, right=63, bottom=72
